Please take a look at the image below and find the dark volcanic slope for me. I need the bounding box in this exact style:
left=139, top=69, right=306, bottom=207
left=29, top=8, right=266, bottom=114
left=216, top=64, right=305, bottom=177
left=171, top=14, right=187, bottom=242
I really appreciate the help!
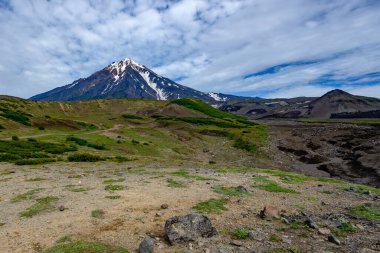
left=30, top=58, right=235, bottom=103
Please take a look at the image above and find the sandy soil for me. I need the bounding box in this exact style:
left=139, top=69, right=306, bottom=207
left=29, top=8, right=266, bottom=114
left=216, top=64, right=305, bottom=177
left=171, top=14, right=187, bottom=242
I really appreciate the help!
left=0, top=161, right=379, bottom=253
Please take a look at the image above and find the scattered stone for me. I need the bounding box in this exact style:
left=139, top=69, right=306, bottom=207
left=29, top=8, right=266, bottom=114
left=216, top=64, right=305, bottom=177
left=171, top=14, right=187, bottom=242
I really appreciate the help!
left=139, top=236, right=154, bottom=253
left=318, top=228, right=331, bottom=235
left=321, top=201, right=327, bottom=206
left=156, top=212, right=163, bottom=217
left=281, top=217, right=290, bottom=224
left=58, top=205, right=65, bottom=211
left=164, top=213, right=217, bottom=245
left=230, top=240, right=243, bottom=247
left=248, top=230, right=266, bottom=241
left=189, top=243, right=193, bottom=250
left=328, top=234, right=340, bottom=245
left=161, top=204, right=169, bottom=209
left=356, top=224, right=365, bottom=230
left=236, top=186, right=248, bottom=193
left=306, top=218, right=318, bottom=229
left=260, top=206, right=281, bottom=219
left=204, top=248, right=210, bottom=253
left=282, top=235, right=291, bottom=244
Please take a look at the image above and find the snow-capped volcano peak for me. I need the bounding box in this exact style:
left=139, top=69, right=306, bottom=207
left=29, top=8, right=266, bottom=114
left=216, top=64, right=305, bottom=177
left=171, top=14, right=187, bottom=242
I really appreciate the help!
left=30, top=57, right=234, bottom=103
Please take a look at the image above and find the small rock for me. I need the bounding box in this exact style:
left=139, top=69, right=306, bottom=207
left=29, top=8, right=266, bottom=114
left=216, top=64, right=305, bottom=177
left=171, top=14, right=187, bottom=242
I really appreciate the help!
left=260, top=206, right=281, bottom=219
left=318, top=228, right=331, bottom=235
left=281, top=217, right=290, bottom=224
left=189, top=243, right=193, bottom=250
left=236, top=186, right=248, bottom=192
left=321, top=201, right=327, bottom=206
left=328, top=234, right=340, bottom=245
left=306, top=218, right=318, bottom=229
left=58, top=205, right=65, bottom=211
left=139, top=236, right=154, bottom=253
left=204, top=248, right=210, bottom=253
left=161, top=204, right=169, bottom=209
left=230, top=240, right=243, bottom=247
left=356, top=224, right=365, bottom=230
left=156, top=212, right=163, bottom=217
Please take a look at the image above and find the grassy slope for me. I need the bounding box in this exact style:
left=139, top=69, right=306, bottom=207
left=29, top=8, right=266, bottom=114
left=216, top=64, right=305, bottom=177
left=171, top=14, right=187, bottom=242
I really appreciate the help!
left=0, top=96, right=267, bottom=165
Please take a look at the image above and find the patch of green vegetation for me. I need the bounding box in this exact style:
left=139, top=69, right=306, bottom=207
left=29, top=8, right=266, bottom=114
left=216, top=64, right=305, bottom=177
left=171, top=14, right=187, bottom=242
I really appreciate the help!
left=344, top=184, right=380, bottom=195
left=67, top=187, right=89, bottom=193
left=15, top=158, right=56, bottom=165
left=214, top=166, right=258, bottom=173
left=112, top=156, right=134, bottom=162
left=55, top=236, right=73, bottom=244
left=104, top=185, right=124, bottom=191
left=44, top=240, right=129, bottom=253
left=260, top=169, right=343, bottom=185
left=105, top=195, right=121, bottom=200
left=350, top=204, right=380, bottom=221
left=0, top=124, right=4, bottom=129
left=169, top=169, right=213, bottom=181
left=20, top=196, right=59, bottom=218
left=0, top=139, right=76, bottom=164
left=103, top=178, right=125, bottom=184
left=68, top=153, right=105, bottom=162
left=213, top=185, right=252, bottom=197
left=167, top=178, right=185, bottom=188
left=122, top=114, right=144, bottom=120
left=91, top=209, right=105, bottom=219
left=297, top=118, right=380, bottom=127
left=192, top=198, right=228, bottom=214
left=253, top=176, right=297, bottom=193
left=332, top=223, right=358, bottom=237
left=0, top=109, right=31, bottom=125
left=233, top=137, right=257, bottom=152
left=231, top=228, right=250, bottom=240
left=75, top=121, right=97, bottom=130
left=289, top=220, right=305, bottom=229
left=11, top=188, right=43, bottom=203
left=66, top=136, right=106, bottom=150
left=269, top=234, right=281, bottom=242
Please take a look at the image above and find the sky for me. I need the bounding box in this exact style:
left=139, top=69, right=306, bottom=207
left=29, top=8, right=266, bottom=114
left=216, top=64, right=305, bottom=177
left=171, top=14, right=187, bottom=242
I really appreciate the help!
left=0, top=0, right=380, bottom=99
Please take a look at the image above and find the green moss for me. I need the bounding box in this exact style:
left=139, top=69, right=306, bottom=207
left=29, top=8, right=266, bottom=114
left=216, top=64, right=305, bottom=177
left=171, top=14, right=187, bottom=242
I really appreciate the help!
left=11, top=188, right=43, bottom=203
left=103, top=178, right=125, bottom=184
left=44, top=241, right=129, bottom=253
left=91, top=209, right=105, bottom=219
left=253, top=176, right=297, bottom=193
left=104, top=185, right=124, bottom=191
left=105, top=195, right=121, bottom=200
left=213, top=185, right=252, bottom=197
left=20, top=196, right=59, bottom=218
left=192, top=198, right=228, bottom=214
left=231, top=228, right=250, bottom=239
left=269, top=234, right=281, bottom=242
left=350, top=204, right=380, bottom=221
left=332, top=223, right=358, bottom=236
left=167, top=178, right=185, bottom=188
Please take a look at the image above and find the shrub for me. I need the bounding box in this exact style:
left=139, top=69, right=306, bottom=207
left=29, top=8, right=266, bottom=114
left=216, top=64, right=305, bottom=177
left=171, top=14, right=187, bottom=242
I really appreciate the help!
left=86, top=143, right=106, bottom=150
left=0, top=124, right=4, bottom=129
left=44, top=241, right=129, bottom=253
left=0, top=109, right=31, bottom=125
left=38, top=126, right=45, bottom=130
left=67, top=153, right=105, bottom=162
left=15, top=158, right=56, bottom=165
left=104, top=185, right=124, bottom=191
left=12, top=135, right=19, bottom=141
left=233, top=138, right=257, bottom=152
left=122, top=114, right=143, bottom=120
left=66, top=136, right=88, bottom=146
left=192, top=198, right=228, bottom=214
left=231, top=228, right=250, bottom=240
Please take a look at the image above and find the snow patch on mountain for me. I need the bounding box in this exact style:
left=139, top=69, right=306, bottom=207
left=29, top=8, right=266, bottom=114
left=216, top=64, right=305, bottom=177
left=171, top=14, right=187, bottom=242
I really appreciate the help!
left=139, top=71, right=167, bottom=100
left=208, top=92, right=226, bottom=102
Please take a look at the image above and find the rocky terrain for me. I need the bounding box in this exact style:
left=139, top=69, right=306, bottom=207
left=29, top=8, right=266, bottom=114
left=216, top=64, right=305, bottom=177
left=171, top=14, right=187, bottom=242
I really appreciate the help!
left=267, top=121, right=380, bottom=187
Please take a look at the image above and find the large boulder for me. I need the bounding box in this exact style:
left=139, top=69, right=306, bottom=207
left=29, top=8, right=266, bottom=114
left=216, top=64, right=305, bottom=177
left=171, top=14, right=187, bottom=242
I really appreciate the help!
left=164, top=213, right=217, bottom=245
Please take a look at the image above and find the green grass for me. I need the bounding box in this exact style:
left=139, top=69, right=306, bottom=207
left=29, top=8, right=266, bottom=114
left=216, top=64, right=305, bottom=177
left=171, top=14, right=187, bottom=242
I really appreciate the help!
left=344, top=184, right=380, bottom=195
left=213, top=185, right=252, bottom=197
left=20, top=196, right=59, bottom=218
left=66, top=136, right=106, bottom=150
left=289, top=220, right=305, bottom=229
left=26, top=177, right=47, bottom=182
left=214, top=166, right=259, bottom=173
left=269, top=234, right=281, bottom=242
left=91, top=209, right=105, bottom=219
left=0, top=109, right=31, bottom=125
left=169, top=169, right=213, bottom=181
left=192, top=198, right=228, bottom=214
left=297, top=118, right=380, bottom=126
left=102, top=178, right=125, bottom=184
left=44, top=241, right=129, bottom=253
left=231, top=228, right=250, bottom=240
left=67, top=187, right=89, bottom=193
left=68, top=153, right=105, bottom=162
left=253, top=176, right=297, bottom=193
left=233, top=138, right=257, bottom=152
left=15, top=158, right=56, bottom=165
left=104, top=185, right=124, bottom=191
left=11, top=188, right=43, bottom=203
left=167, top=178, right=185, bottom=188
left=122, top=114, right=144, bottom=120
left=332, top=223, right=358, bottom=237
left=260, top=169, right=343, bottom=184
left=350, top=204, right=380, bottom=221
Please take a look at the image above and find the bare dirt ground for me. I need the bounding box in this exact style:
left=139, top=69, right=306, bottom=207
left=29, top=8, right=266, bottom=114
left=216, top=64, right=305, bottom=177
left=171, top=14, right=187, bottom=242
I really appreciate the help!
left=0, top=161, right=379, bottom=253
left=267, top=121, right=380, bottom=187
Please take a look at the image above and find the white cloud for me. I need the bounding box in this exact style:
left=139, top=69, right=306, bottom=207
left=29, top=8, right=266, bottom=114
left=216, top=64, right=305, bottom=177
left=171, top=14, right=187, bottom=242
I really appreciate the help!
left=0, top=0, right=379, bottom=98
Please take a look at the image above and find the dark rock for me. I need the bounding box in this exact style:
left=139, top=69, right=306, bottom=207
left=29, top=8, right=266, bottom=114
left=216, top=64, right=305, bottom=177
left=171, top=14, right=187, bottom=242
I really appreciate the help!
left=164, top=213, right=217, bottom=245
left=328, top=234, right=341, bottom=245
left=236, top=186, right=248, bottom=193
left=139, top=236, right=154, bottom=253
left=306, top=218, right=319, bottom=229
left=58, top=205, right=65, bottom=211
left=161, top=204, right=169, bottom=209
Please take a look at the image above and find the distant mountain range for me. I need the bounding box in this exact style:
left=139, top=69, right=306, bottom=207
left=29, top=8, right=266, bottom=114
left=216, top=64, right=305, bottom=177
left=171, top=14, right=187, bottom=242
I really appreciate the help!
left=30, top=58, right=380, bottom=119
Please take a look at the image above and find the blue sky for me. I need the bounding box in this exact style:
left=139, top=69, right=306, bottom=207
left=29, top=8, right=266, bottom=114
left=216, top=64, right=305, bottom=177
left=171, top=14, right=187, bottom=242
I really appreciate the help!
left=0, top=0, right=380, bottom=98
